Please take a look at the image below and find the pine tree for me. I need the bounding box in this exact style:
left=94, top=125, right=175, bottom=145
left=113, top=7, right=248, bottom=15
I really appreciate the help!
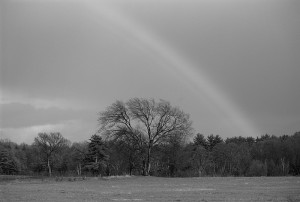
left=84, top=135, right=109, bottom=176
left=193, top=133, right=208, bottom=149
left=0, top=149, right=18, bottom=175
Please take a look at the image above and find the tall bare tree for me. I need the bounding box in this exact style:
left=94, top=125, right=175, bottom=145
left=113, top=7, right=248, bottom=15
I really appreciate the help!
left=34, top=132, right=69, bottom=176
left=98, top=98, right=193, bottom=175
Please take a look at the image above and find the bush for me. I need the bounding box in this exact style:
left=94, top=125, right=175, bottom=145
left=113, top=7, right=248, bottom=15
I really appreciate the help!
left=247, top=160, right=267, bottom=176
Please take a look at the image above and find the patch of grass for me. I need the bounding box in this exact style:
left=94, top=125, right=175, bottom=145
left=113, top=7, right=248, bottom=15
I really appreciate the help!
left=1, top=176, right=300, bottom=201
left=0, top=175, right=33, bottom=181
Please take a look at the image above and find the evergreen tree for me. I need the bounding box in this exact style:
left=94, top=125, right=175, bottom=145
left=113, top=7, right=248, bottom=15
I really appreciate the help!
left=193, top=133, right=208, bottom=149
left=0, top=149, right=18, bottom=174
left=84, top=134, right=109, bottom=176
left=207, top=134, right=223, bottom=151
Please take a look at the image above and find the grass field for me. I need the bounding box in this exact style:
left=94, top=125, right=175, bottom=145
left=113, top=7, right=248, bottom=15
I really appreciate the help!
left=1, top=176, right=299, bottom=201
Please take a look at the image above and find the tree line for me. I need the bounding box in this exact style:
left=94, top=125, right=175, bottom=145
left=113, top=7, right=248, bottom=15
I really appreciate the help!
left=1, top=98, right=299, bottom=177
left=1, top=132, right=300, bottom=177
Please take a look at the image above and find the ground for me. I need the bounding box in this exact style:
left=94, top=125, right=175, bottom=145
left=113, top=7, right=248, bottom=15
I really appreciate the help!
left=1, top=176, right=300, bottom=201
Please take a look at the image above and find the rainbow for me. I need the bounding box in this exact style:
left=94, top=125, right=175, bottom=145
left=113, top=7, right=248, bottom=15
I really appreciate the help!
left=84, top=1, right=259, bottom=137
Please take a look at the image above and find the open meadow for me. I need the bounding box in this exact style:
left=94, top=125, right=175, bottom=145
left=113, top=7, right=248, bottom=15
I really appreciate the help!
left=1, top=176, right=300, bottom=201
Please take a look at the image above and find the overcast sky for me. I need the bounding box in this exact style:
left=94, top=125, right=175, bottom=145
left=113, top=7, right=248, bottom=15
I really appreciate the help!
left=1, top=0, right=300, bottom=144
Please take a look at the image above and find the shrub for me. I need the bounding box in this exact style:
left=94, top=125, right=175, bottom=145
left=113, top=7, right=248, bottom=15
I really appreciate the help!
left=247, top=160, right=267, bottom=176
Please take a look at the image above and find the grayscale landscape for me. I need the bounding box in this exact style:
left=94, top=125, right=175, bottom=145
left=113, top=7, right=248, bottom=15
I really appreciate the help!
left=1, top=0, right=300, bottom=201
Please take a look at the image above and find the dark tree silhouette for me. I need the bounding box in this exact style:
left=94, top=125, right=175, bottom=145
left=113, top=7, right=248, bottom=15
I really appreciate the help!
left=207, top=134, right=223, bottom=151
left=0, top=149, right=19, bottom=174
left=34, top=132, right=69, bottom=176
left=193, top=133, right=208, bottom=149
left=83, top=134, right=108, bottom=176
left=98, top=98, right=193, bottom=175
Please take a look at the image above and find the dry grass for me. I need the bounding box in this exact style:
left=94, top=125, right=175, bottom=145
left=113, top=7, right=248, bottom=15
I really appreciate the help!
left=1, top=176, right=300, bottom=201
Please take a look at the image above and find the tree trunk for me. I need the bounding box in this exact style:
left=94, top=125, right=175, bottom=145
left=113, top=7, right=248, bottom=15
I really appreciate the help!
left=47, top=158, right=52, bottom=177
left=198, top=168, right=202, bottom=177
left=79, top=163, right=82, bottom=176
left=77, top=163, right=82, bottom=176
left=145, top=144, right=152, bottom=176
left=142, top=160, right=146, bottom=176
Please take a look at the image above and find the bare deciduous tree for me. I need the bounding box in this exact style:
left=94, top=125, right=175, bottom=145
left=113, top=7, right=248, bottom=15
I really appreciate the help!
left=34, top=132, right=69, bottom=176
left=98, top=98, right=193, bottom=175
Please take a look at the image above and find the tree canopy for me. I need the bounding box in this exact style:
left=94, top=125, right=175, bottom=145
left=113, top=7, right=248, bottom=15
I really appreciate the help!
left=34, top=132, right=69, bottom=176
left=98, top=98, right=193, bottom=175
